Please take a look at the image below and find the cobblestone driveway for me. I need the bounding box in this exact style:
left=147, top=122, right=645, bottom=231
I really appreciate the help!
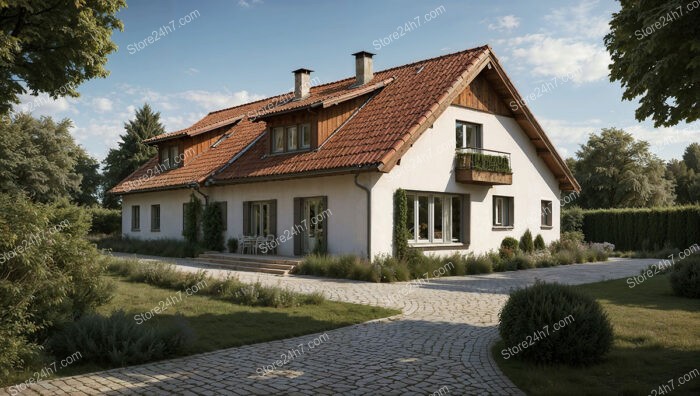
left=4, top=256, right=656, bottom=395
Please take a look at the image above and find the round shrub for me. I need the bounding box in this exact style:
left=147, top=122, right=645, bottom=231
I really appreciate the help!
left=500, top=237, right=519, bottom=258
left=499, top=282, right=613, bottom=365
left=519, top=229, right=535, bottom=253
left=670, top=257, right=700, bottom=299
left=534, top=234, right=546, bottom=250
left=510, top=254, right=535, bottom=270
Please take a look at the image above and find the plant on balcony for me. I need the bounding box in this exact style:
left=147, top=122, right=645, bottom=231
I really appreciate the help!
left=456, top=152, right=511, bottom=173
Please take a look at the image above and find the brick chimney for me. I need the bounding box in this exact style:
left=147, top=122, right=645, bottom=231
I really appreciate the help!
left=293, top=68, right=313, bottom=100
left=353, top=51, right=374, bottom=86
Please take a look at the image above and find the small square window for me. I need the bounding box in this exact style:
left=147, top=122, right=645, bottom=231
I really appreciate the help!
left=272, top=127, right=285, bottom=153
left=493, top=196, right=513, bottom=227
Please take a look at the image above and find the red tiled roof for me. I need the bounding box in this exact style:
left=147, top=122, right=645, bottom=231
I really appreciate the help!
left=109, top=45, right=579, bottom=194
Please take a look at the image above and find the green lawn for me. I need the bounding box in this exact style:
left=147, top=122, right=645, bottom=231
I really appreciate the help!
left=494, top=274, right=700, bottom=396
left=51, top=275, right=399, bottom=379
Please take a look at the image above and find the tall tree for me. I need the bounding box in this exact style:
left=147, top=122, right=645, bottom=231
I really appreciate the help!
left=71, top=148, right=102, bottom=206
left=605, top=0, right=700, bottom=127
left=666, top=143, right=700, bottom=204
left=0, top=0, right=125, bottom=113
left=573, top=128, right=675, bottom=208
left=102, top=104, right=164, bottom=208
left=0, top=113, right=83, bottom=203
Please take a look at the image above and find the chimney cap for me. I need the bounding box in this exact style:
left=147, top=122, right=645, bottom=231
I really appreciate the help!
left=352, top=51, right=375, bottom=58
left=292, top=68, right=314, bottom=74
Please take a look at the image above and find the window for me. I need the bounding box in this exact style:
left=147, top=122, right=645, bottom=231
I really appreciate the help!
left=287, top=126, right=298, bottom=150
left=160, top=144, right=181, bottom=169
left=493, top=196, right=514, bottom=227
left=131, top=205, right=140, bottom=231
left=151, top=204, right=160, bottom=232
left=300, top=123, right=311, bottom=148
left=272, top=127, right=285, bottom=153
left=541, top=200, right=553, bottom=227
left=406, top=192, right=463, bottom=244
left=247, top=201, right=275, bottom=236
left=270, top=123, right=312, bottom=153
left=455, top=121, right=482, bottom=149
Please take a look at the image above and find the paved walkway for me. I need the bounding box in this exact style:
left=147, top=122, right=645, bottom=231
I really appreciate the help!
left=4, top=255, right=656, bottom=395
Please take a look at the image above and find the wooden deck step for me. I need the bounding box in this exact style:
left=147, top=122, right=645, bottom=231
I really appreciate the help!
left=194, top=253, right=302, bottom=276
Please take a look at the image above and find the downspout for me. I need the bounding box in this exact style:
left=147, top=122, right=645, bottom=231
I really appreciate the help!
left=354, top=173, right=371, bottom=259
left=188, top=182, right=209, bottom=205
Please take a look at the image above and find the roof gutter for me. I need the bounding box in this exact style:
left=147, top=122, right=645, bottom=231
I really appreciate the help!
left=188, top=181, right=209, bottom=205
left=354, top=173, right=372, bottom=260
left=208, top=164, right=377, bottom=186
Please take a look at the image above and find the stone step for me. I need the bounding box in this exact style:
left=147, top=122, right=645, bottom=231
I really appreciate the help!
left=193, top=258, right=291, bottom=276
left=194, top=257, right=296, bottom=271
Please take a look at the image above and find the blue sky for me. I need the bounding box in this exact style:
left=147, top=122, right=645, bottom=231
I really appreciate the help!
left=13, top=0, right=699, bottom=161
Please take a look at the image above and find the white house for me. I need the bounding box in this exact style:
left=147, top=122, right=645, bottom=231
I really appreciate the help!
left=110, top=45, right=579, bottom=258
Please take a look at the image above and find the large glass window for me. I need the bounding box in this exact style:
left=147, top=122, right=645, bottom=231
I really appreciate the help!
left=406, top=192, right=463, bottom=244
left=251, top=202, right=271, bottom=236
left=455, top=121, right=482, bottom=149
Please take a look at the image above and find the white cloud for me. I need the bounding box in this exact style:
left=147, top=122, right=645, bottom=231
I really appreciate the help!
left=92, top=97, right=113, bottom=112
left=507, top=35, right=610, bottom=83
left=238, top=0, right=262, bottom=8
left=13, top=93, right=74, bottom=116
left=488, top=15, right=520, bottom=31
left=544, top=0, right=610, bottom=39
left=185, top=67, right=200, bottom=75
left=179, top=89, right=265, bottom=110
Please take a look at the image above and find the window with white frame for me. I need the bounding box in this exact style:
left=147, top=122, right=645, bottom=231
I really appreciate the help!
left=406, top=192, right=462, bottom=244
left=271, top=123, right=312, bottom=153
left=493, top=196, right=514, bottom=227
left=455, top=121, right=482, bottom=149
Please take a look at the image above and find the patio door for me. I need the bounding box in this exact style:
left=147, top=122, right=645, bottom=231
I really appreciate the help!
left=294, top=196, right=328, bottom=255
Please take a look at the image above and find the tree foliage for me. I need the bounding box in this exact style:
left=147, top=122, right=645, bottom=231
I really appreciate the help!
left=102, top=104, right=164, bottom=208
left=0, top=113, right=88, bottom=203
left=0, top=0, right=125, bottom=113
left=572, top=128, right=675, bottom=208
left=393, top=188, right=409, bottom=259
left=183, top=193, right=202, bottom=245
left=666, top=143, right=700, bottom=204
left=605, top=0, right=700, bottom=127
left=71, top=149, right=102, bottom=206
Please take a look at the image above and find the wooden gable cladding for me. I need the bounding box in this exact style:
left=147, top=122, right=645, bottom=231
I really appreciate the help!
left=452, top=73, right=513, bottom=117
left=317, top=95, right=369, bottom=145
left=181, top=128, right=228, bottom=165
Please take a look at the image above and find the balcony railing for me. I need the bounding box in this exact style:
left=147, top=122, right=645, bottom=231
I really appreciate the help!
left=455, top=147, right=512, bottom=185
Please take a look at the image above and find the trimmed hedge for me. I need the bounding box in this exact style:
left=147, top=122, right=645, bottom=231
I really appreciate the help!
left=85, top=207, right=121, bottom=235
left=577, top=206, right=700, bottom=251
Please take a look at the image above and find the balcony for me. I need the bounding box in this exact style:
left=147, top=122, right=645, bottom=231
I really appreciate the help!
left=455, top=148, right=512, bottom=186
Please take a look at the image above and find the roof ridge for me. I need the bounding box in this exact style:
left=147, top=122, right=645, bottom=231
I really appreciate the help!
left=203, top=45, right=489, bottom=118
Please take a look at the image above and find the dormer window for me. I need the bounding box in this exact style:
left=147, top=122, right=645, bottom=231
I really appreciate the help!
left=159, top=144, right=181, bottom=169
left=270, top=123, right=311, bottom=154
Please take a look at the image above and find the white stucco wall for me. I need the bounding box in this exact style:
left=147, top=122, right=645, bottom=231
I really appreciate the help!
left=370, top=105, right=562, bottom=257
left=121, top=106, right=563, bottom=258
left=122, top=175, right=369, bottom=257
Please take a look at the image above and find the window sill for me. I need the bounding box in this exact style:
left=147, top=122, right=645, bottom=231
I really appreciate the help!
left=151, top=229, right=160, bottom=232
left=409, top=242, right=469, bottom=250
left=492, top=226, right=514, bottom=231
left=269, top=148, right=312, bottom=156
left=540, top=225, right=553, bottom=230
left=131, top=229, right=140, bottom=232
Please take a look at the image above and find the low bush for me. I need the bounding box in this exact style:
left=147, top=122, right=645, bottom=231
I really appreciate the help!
left=561, top=206, right=584, bottom=233
left=510, top=253, right=535, bottom=270
left=534, top=234, right=546, bottom=251
left=96, top=236, right=204, bottom=258
left=106, top=257, right=324, bottom=308
left=519, top=229, right=535, bottom=253
left=500, top=237, right=520, bottom=259
left=498, top=281, right=613, bottom=365
left=48, top=310, right=193, bottom=366
left=227, top=238, right=239, bottom=253
left=669, top=256, right=700, bottom=299
left=85, top=207, right=121, bottom=235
